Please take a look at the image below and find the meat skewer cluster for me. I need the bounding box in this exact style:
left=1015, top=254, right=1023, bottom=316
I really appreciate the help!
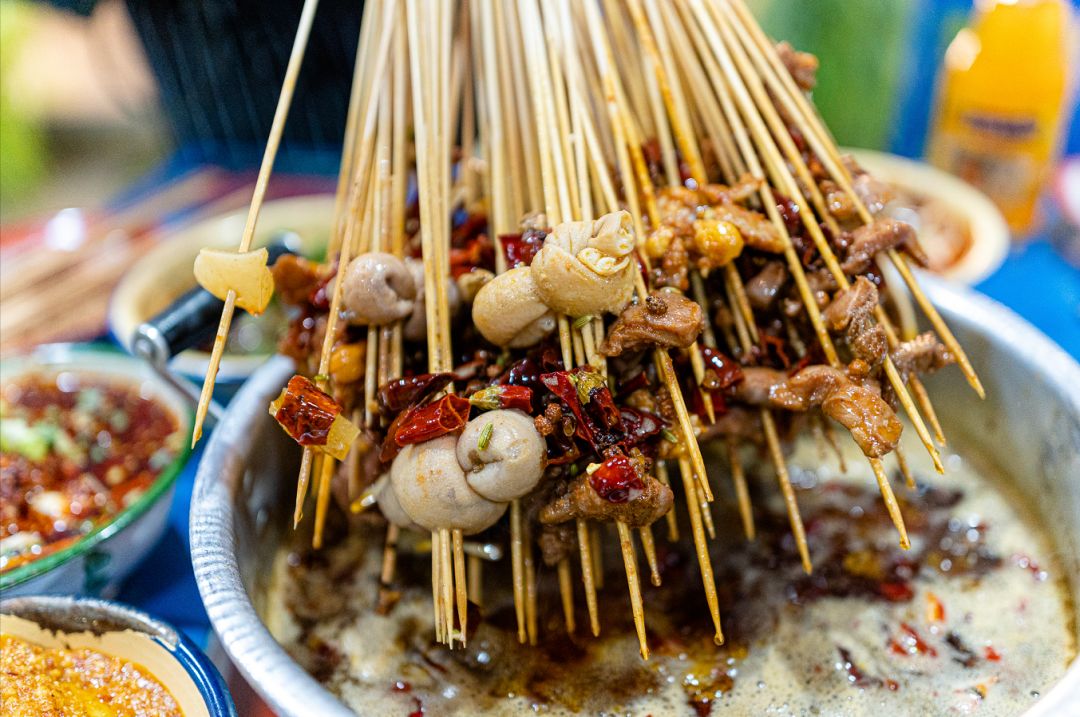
left=191, top=0, right=982, bottom=659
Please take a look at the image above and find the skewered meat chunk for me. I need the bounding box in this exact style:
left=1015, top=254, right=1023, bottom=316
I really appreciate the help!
left=271, top=254, right=325, bottom=305
left=732, top=365, right=902, bottom=458
left=820, top=179, right=857, bottom=222
left=842, top=156, right=898, bottom=217
left=342, top=252, right=416, bottom=325
left=600, top=291, right=705, bottom=357
left=697, top=174, right=763, bottom=205
left=654, top=235, right=690, bottom=291
left=823, top=277, right=887, bottom=365
left=456, top=409, right=546, bottom=502
left=699, top=406, right=763, bottom=444
left=390, top=435, right=508, bottom=534
left=402, top=256, right=461, bottom=342
left=530, top=210, right=636, bottom=316
left=706, top=203, right=784, bottom=253
left=776, top=41, right=818, bottom=91
left=746, top=261, right=788, bottom=310
left=841, top=219, right=928, bottom=275
left=472, top=266, right=556, bottom=348
left=539, top=470, right=674, bottom=528
left=891, top=332, right=954, bottom=382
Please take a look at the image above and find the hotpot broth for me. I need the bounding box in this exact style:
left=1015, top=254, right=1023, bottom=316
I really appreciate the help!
left=263, top=425, right=1075, bottom=716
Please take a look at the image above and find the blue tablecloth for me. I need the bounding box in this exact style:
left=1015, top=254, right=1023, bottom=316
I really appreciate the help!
left=115, top=231, right=1080, bottom=648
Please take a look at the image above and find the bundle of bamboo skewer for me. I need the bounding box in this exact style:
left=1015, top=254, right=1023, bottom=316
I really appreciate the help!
left=190, top=0, right=983, bottom=660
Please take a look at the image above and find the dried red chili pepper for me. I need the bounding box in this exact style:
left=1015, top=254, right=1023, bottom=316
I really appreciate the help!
left=378, top=373, right=455, bottom=413
left=499, top=227, right=546, bottom=268
left=540, top=369, right=624, bottom=451
left=619, top=407, right=664, bottom=447
left=450, top=233, right=494, bottom=278
left=393, top=394, right=472, bottom=446
left=588, top=453, right=645, bottom=504
left=700, top=346, right=744, bottom=389
left=468, top=384, right=534, bottom=412
left=273, top=376, right=340, bottom=446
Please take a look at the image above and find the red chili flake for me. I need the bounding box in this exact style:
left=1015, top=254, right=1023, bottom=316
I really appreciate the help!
left=878, top=581, right=914, bottom=603
left=394, top=394, right=472, bottom=447
left=274, top=376, right=341, bottom=447
left=1011, top=553, right=1047, bottom=581
left=468, top=384, right=534, bottom=412
left=619, top=407, right=664, bottom=446
left=926, top=591, right=945, bottom=623
left=450, top=234, right=494, bottom=278
left=541, top=369, right=625, bottom=450
left=500, top=228, right=547, bottom=268
left=616, top=371, right=650, bottom=398
left=700, top=347, right=744, bottom=388
left=589, top=454, right=645, bottom=503
left=408, top=696, right=424, bottom=717
left=984, top=646, right=1002, bottom=662
left=378, top=373, right=455, bottom=413
left=897, top=622, right=938, bottom=657
left=759, top=333, right=791, bottom=369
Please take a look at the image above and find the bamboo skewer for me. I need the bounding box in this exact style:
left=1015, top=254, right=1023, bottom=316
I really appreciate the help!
left=724, top=0, right=983, bottom=402
left=679, top=457, right=725, bottom=645
left=192, top=0, right=322, bottom=446
left=683, top=0, right=910, bottom=549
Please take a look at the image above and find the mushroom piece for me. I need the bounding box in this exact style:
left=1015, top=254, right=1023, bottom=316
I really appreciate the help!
left=390, top=435, right=507, bottom=534
left=342, top=252, right=416, bottom=325
left=402, top=257, right=462, bottom=342
left=472, top=266, right=556, bottom=348
left=530, top=210, right=636, bottom=317
left=456, top=409, right=546, bottom=502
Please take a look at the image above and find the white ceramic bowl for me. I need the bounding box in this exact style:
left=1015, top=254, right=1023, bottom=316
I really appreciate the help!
left=846, top=148, right=1010, bottom=285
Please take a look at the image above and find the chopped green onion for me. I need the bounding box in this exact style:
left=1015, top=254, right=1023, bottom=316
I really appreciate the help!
left=661, top=428, right=679, bottom=443
left=572, top=314, right=594, bottom=330
left=312, top=373, right=330, bottom=384
left=477, top=422, right=494, bottom=451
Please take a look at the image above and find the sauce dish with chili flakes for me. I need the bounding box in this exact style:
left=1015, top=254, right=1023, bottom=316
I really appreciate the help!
left=0, top=595, right=235, bottom=717
left=0, top=344, right=192, bottom=597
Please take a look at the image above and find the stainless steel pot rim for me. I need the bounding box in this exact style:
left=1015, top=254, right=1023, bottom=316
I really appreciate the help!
left=190, top=276, right=1080, bottom=717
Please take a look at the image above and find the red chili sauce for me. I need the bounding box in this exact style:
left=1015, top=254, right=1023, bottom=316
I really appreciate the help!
left=0, top=373, right=182, bottom=572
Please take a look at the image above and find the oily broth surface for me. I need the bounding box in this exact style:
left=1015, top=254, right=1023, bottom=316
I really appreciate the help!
left=265, top=434, right=1074, bottom=716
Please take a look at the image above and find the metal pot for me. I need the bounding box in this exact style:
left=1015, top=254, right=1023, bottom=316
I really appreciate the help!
left=191, top=277, right=1080, bottom=716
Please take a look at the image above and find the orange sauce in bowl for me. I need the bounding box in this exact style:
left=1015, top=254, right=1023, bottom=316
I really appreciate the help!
left=0, top=634, right=183, bottom=717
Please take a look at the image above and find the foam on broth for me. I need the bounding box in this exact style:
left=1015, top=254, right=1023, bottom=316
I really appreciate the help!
left=265, top=431, right=1075, bottom=716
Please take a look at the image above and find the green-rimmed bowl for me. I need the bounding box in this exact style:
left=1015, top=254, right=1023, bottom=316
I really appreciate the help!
left=0, top=344, right=193, bottom=596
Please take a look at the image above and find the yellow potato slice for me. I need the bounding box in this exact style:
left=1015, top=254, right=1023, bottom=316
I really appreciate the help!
left=194, top=247, right=274, bottom=314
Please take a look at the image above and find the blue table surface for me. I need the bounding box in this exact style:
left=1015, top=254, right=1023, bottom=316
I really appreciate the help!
left=114, top=231, right=1080, bottom=648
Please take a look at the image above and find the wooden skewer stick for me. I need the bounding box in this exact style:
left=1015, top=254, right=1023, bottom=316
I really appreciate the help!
left=557, top=559, right=577, bottom=633
left=453, top=529, right=469, bottom=646
left=687, top=0, right=911, bottom=545
left=655, top=461, right=680, bottom=542
left=616, top=522, right=649, bottom=659
left=678, top=457, right=725, bottom=645
left=725, top=0, right=983, bottom=401
left=639, top=526, right=662, bottom=587
left=578, top=519, right=601, bottom=636
left=726, top=438, right=755, bottom=540
left=511, top=501, right=528, bottom=643
left=709, top=3, right=943, bottom=475
left=193, top=0, right=321, bottom=445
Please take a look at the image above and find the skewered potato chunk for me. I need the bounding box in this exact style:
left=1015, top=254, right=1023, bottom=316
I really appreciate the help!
left=194, top=247, right=274, bottom=314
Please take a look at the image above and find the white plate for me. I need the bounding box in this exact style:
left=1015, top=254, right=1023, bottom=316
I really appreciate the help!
left=846, top=148, right=1010, bottom=285
left=109, top=195, right=334, bottom=384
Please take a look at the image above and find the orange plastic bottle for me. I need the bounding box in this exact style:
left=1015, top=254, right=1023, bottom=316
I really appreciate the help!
left=927, top=0, right=1075, bottom=234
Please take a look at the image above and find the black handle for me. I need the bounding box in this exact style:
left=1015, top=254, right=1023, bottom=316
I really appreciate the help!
left=132, top=236, right=299, bottom=364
